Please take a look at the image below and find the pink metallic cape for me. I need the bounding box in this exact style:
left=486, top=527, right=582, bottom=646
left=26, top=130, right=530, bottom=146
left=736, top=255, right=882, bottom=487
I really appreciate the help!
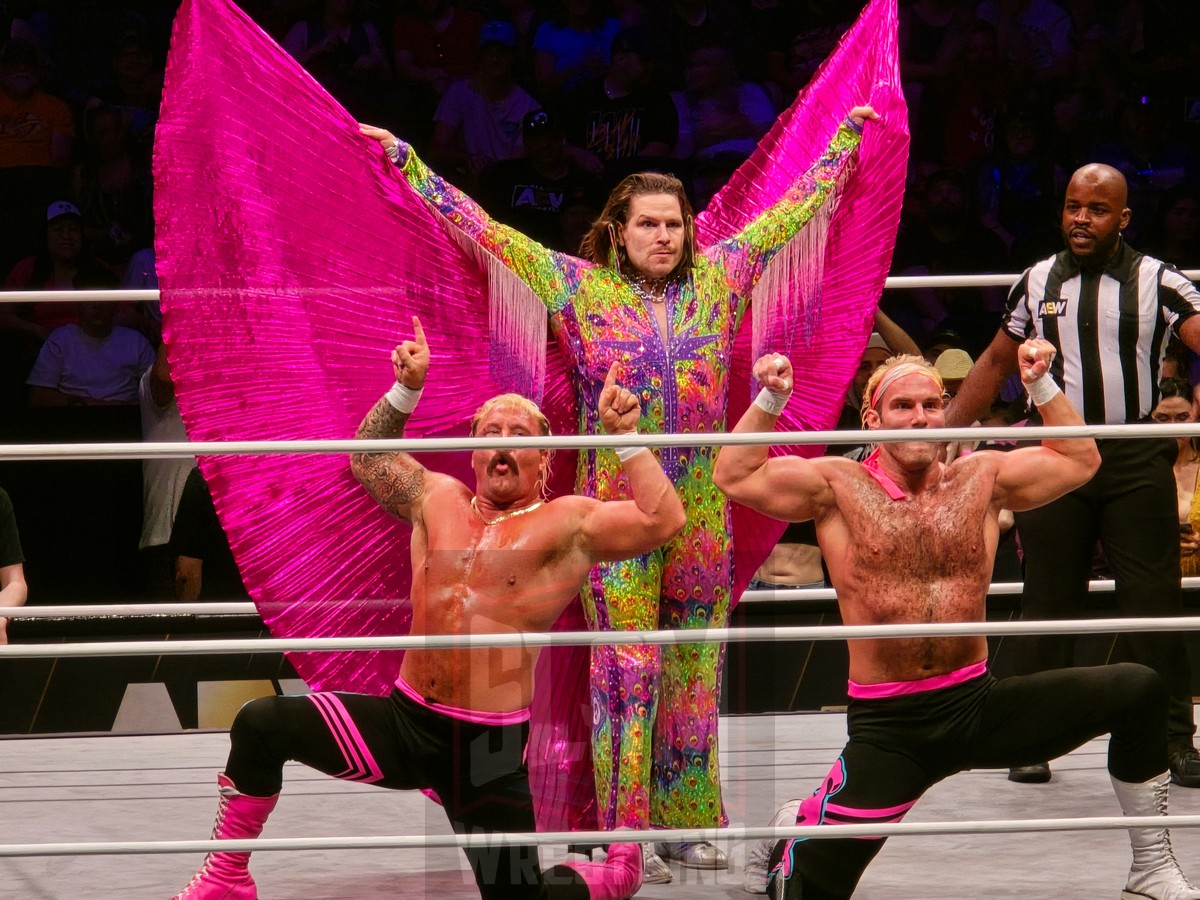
left=153, top=0, right=906, bottom=830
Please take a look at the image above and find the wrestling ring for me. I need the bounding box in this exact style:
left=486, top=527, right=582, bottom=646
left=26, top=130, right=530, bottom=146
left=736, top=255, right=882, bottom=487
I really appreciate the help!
left=2, top=274, right=1200, bottom=899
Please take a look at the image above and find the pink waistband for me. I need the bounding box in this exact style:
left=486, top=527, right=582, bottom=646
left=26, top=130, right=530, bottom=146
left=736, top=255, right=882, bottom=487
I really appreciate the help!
left=395, top=673, right=531, bottom=725
left=847, top=660, right=988, bottom=699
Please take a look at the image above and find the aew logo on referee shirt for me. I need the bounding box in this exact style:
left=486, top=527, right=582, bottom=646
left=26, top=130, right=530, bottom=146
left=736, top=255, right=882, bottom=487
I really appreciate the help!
left=1037, top=298, right=1069, bottom=317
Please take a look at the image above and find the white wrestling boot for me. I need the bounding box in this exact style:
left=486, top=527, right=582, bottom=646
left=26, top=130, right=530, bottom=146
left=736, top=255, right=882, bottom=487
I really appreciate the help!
left=743, top=799, right=803, bottom=894
left=1111, top=772, right=1200, bottom=900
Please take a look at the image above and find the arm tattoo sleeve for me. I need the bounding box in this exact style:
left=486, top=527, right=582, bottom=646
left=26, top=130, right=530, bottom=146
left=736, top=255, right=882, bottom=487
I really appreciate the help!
left=351, top=396, right=426, bottom=515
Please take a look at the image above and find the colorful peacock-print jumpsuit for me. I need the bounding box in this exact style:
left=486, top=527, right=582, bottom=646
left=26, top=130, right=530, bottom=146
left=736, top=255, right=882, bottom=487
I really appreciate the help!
left=397, top=120, right=861, bottom=829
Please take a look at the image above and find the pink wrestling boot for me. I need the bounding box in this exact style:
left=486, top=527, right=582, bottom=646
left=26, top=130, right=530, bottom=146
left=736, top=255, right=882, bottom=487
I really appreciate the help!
left=172, top=773, right=280, bottom=900
left=564, top=840, right=644, bottom=900
left=1111, top=772, right=1200, bottom=900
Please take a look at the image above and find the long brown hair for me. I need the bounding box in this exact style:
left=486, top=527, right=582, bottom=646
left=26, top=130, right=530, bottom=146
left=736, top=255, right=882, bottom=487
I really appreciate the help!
left=579, top=172, right=697, bottom=278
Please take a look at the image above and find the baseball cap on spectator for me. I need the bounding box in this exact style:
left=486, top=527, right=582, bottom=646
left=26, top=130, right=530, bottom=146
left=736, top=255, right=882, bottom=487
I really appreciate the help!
left=522, top=110, right=562, bottom=139
left=866, top=332, right=889, bottom=352
left=923, top=327, right=965, bottom=362
left=47, top=201, right=82, bottom=223
left=934, top=348, right=974, bottom=381
left=479, top=20, right=517, bottom=49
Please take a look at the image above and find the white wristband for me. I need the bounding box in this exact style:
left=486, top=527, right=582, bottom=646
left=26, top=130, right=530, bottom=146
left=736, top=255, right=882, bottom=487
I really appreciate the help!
left=616, top=445, right=649, bottom=462
left=385, top=382, right=422, bottom=413
left=385, top=142, right=400, bottom=164
left=754, top=387, right=790, bottom=416
left=1025, top=373, right=1061, bottom=407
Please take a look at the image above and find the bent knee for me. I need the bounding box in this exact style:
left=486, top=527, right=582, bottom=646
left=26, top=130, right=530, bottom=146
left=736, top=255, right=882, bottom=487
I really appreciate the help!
left=1112, top=662, right=1167, bottom=705
left=230, top=694, right=287, bottom=739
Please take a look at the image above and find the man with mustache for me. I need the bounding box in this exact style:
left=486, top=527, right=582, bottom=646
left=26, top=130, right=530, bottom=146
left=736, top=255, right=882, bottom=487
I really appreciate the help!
left=171, top=316, right=685, bottom=900
left=948, top=163, right=1200, bottom=788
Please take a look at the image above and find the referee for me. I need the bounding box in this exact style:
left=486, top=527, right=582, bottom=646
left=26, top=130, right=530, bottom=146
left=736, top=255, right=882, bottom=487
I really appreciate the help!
left=949, top=163, right=1200, bottom=788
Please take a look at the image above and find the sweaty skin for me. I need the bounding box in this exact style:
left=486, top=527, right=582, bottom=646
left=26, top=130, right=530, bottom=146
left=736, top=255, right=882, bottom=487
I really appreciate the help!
left=817, top=451, right=999, bottom=682
left=715, top=341, right=1100, bottom=686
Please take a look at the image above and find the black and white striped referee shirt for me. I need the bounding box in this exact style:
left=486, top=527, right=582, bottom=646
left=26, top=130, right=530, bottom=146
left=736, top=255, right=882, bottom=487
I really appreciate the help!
left=1002, top=242, right=1200, bottom=425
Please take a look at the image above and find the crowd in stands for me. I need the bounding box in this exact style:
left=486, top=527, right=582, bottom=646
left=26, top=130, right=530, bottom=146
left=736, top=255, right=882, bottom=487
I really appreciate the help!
left=0, top=0, right=1197, bottom=605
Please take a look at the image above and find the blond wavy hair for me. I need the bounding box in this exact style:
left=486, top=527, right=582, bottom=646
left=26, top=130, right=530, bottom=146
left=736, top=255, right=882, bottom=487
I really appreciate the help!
left=469, top=393, right=554, bottom=499
left=860, top=354, right=945, bottom=426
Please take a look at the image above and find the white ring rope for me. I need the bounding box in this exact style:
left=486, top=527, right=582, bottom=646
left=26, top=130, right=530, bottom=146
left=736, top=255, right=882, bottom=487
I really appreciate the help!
left=0, top=815, right=1198, bottom=858
left=9, top=576, right=1200, bottom=620
left=6, top=615, right=1200, bottom=658
left=1, top=421, right=1199, bottom=462
left=6, top=602, right=266, bottom=618
left=1, top=270, right=1197, bottom=304
left=7, top=278, right=1200, bottom=865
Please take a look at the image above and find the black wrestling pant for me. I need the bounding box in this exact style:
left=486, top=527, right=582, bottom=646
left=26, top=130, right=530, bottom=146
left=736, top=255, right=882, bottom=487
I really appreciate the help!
left=767, top=663, right=1167, bottom=899
left=226, top=689, right=590, bottom=900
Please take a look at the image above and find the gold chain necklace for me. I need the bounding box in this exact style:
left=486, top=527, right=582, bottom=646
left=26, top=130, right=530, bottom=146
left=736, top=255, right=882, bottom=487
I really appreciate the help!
left=470, top=496, right=544, bottom=526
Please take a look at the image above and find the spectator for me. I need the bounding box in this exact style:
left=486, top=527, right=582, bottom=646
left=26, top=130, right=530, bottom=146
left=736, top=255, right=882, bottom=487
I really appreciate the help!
left=558, top=26, right=677, bottom=177
left=138, top=344, right=196, bottom=600
left=948, top=162, right=1200, bottom=788
left=921, top=327, right=969, bottom=365
left=1150, top=377, right=1200, bottom=578
left=493, top=0, right=540, bottom=48
left=1092, top=97, right=1200, bottom=244
left=429, top=20, right=540, bottom=185
left=898, top=0, right=972, bottom=124
left=171, top=466, right=248, bottom=603
left=643, top=0, right=750, bottom=91
left=671, top=42, right=775, bottom=166
left=1051, top=24, right=1126, bottom=169
left=71, top=103, right=153, bottom=268
left=747, top=521, right=827, bottom=593
left=0, top=202, right=120, bottom=409
left=477, top=109, right=604, bottom=252
left=89, top=30, right=163, bottom=165
left=738, top=0, right=809, bottom=105
left=974, top=0, right=1075, bottom=89
left=282, top=0, right=392, bottom=120
left=0, top=39, right=74, bottom=274
left=933, top=347, right=974, bottom=399
left=0, top=486, right=26, bottom=644
left=828, top=311, right=921, bottom=456
left=913, top=20, right=1006, bottom=173
left=392, top=0, right=484, bottom=97
left=888, top=169, right=1009, bottom=352
left=26, top=300, right=154, bottom=407
left=1141, top=185, right=1200, bottom=270
left=976, top=107, right=1067, bottom=263
left=531, top=0, right=620, bottom=100
left=841, top=333, right=892, bottom=427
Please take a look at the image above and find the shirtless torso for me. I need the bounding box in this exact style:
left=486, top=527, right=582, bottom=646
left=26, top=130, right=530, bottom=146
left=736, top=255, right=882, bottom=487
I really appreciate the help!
left=715, top=340, right=1100, bottom=689
left=352, top=317, right=686, bottom=714
left=813, top=453, right=1002, bottom=683
left=401, top=486, right=607, bottom=712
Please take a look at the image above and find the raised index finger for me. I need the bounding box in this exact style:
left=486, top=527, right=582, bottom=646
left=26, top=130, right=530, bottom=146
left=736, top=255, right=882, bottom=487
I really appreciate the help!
left=602, top=361, right=619, bottom=393
left=411, top=315, right=427, bottom=348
